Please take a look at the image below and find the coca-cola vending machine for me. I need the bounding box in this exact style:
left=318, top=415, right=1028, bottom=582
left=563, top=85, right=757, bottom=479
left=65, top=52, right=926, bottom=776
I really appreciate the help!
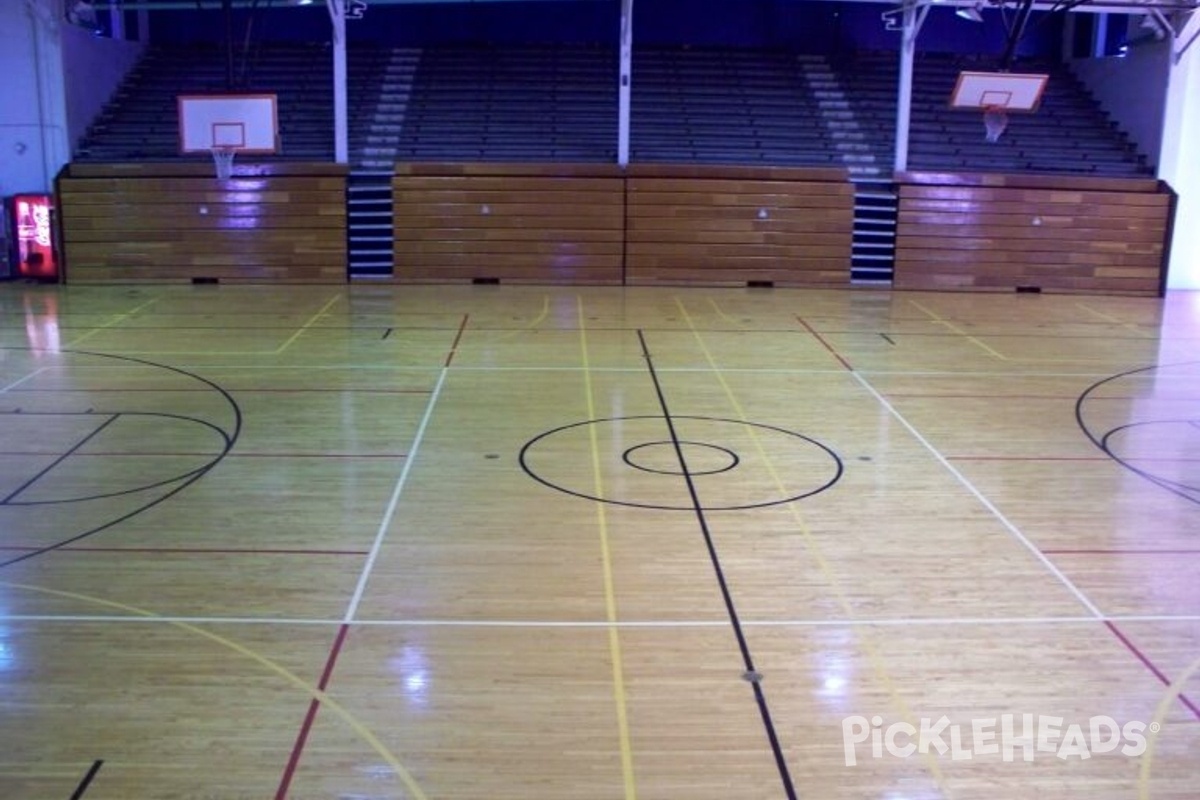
left=8, top=194, right=60, bottom=281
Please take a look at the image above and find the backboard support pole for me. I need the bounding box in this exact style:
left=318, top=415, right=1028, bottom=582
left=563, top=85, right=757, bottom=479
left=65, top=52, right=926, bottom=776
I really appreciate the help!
left=894, top=2, right=928, bottom=174
left=328, top=0, right=349, bottom=164
left=617, top=0, right=634, bottom=167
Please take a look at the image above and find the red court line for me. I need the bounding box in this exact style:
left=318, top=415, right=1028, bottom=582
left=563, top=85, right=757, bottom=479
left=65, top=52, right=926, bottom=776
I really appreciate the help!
left=276, top=623, right=352, bottom=800
left=1044, top=549, right=1200, bottom=556
left=796, top=316, right=854, bottom=372
left=1104, top=621, right=1200, bottom=721
left=0, top=452, right=407, bottom=458
left=0, top=545, right=369, bottom=556
left=947, top=455, right=1109, bottom=462
left=4, top=388, right=434, bottom=394
left=444, top=313, right=470, bottom=367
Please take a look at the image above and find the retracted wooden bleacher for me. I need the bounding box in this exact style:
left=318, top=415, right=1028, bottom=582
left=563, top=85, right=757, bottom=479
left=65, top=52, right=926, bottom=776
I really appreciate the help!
left=58, top=162, right=348, bottom=284
left=894, top=172, right=1175, bottom=296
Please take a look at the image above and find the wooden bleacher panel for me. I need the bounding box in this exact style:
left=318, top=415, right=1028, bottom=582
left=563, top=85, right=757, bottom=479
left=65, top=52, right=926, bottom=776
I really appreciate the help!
left=626, top=165, right=854, bottom=286
left=893, top=172, right=1173, bottom=295
left=391, top=163, right=624, bottom=284
left=59, top=163, right=347, bottom=284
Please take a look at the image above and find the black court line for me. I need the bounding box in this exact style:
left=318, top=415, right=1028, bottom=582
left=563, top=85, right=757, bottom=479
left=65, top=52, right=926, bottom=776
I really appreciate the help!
left=68, top=760, right=103, bottom=800
left=3, top=414, right=120, bottom=504
left=636, top=330, right=799, bottom=800
left=0, top=348, right=242, bottom=571
left=1075, top=361, right=1200, bottom=509
left=879, top=333, right=896, bottom=346
left=382, top=327, right=394, bottom=340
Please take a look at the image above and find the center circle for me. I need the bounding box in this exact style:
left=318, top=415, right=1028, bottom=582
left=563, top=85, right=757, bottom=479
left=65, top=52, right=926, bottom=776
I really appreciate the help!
left=623, top=440, right=740, bottom=476
left=519, top=415, right=843, bottom=511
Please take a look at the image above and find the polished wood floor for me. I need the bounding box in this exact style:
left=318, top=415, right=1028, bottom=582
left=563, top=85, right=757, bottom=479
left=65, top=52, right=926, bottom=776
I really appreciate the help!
left=0, top=283, right=1197, bottom=800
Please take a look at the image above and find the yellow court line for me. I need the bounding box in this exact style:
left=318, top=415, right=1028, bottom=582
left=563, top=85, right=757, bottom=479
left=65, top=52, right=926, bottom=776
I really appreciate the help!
left=1138, top=652, right=1200, bottom=800
left=674, top=297, right=951, bottom=795
left=577, top=295, right=638, bottom=800
left=908, top=299, right=1008, bottom=361
left=491, top=294, right=550, bottom=342
left=1076, top=303, right=1147, bottom=336
left=0, top=579, right=429, bottom=800
left=274, top=293, right=343, bottom=355
left=65, top=295, right=163, bottom=349
left=706, top=297, right=741, bottom=327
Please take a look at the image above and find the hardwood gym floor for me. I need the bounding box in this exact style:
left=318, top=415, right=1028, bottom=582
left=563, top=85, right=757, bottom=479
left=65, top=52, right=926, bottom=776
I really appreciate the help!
left=0, top=283, right=1197, bottom=800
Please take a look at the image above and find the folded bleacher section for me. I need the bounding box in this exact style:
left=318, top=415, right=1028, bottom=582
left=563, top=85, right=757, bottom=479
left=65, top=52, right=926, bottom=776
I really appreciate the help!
left=841, top=51, right=1152, bottom=177
left=392, top=45, right=616, bottom=162
left=631, top=48, right=838, bottom=166
left=75, top=43, right=385, bottom=162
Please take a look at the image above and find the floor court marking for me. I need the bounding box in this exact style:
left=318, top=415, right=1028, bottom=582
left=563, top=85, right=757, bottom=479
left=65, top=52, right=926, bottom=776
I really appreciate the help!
left=340, top=366, right=448, bottom=624
left=5, top=614, right=1200, bottom=627
left=68, top=759, right=104, bottom=800
left=273, top=293, right=343, bottom=355
left=577, top=295, right=638, bottom=800
left=0, top=579, right=430, bottom=800
left=638, top=326, right=797, bottom=800
left=0, top=366, right=49, bottom=394
left=1076, top=302, right=1149, bottom=336
left=1138, top=650, right=1200, bottom=800
left=677, top=300, right=950, bottom=794
left=64, top=295, right=162, bottom=350
left=849, top=371, right=1105, bottom=618
left=908, top=299, right=1008, bottom=361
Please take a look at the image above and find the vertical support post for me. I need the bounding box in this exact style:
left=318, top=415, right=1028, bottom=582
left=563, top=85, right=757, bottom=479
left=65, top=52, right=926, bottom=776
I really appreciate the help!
left=617, top=0, right=634, bottom=167
left=328, top=0, right=349, bottom=164
left=893, top=3, right=919, bottom=174
left=1160, top=11, right=1200, bottom=289
left=1093, top=13, right=1109, bottom=57
left=110, top=1, right=125, bottom=40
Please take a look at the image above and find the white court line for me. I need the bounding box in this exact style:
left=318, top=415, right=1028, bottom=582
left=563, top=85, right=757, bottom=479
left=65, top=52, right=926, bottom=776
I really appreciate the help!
left=851, top=370, right=1106, bottom=619
left=0, top=367, right=49, bottom=394
left=6, top=614, right=1199, bottom=627
left=341, top=367, right=449, bottom=623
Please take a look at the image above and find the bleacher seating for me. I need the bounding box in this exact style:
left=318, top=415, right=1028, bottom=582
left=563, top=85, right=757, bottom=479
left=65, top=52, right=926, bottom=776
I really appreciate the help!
left=839, top=51, right=1152, bottom=177
left=393, top=45, right=616, bottom=162
left=75, top=43, right=384, bottom=163
left=631, top=48, right=838, bottom=166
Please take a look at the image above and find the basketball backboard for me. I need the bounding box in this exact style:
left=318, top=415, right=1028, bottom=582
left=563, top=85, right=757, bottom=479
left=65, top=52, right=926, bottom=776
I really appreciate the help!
left=177, top=93, right=279, bottom=154
left=950, top=71, right=1049, bottom=112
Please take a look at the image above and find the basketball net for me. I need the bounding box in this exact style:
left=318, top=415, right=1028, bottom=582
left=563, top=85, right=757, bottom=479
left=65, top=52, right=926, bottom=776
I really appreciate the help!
left=211, top=145, right=237, bottom=179
left=983, top=106, right=1008, bottom=143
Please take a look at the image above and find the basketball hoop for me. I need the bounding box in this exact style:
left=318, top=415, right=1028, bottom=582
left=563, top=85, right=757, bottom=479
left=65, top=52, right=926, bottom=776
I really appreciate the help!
left=983, top=106, right=1009, bottom=143
left=211, top=145, right=237, bottom=180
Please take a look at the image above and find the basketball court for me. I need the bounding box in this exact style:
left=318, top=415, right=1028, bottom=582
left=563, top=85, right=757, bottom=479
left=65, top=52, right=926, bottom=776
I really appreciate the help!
left=0, top=283, right=1197, bottom=799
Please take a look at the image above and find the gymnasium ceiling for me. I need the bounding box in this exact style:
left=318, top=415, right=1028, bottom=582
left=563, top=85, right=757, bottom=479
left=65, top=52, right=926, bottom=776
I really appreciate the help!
left=76, top=0, right=1200, bottom=13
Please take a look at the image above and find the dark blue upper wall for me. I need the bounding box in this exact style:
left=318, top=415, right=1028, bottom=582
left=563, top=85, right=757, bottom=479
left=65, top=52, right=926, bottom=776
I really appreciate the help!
left=147, top=0, right=1064, bottom=60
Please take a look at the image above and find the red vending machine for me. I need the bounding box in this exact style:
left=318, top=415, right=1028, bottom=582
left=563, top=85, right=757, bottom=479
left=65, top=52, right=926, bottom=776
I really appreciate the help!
left=9, top=194, right=60, bottom=281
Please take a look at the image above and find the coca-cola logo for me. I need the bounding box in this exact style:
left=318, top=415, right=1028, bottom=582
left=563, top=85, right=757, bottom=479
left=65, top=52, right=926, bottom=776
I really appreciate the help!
left=16, top=199, right=52, bottom=248
left=31, top=203, right=51, bottom=247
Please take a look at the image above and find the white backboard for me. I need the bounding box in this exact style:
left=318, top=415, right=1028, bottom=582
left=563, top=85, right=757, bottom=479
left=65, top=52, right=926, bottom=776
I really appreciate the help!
left=950, top=72, right=1049, bottom=112
left=177, top=94, right=279, bottom=153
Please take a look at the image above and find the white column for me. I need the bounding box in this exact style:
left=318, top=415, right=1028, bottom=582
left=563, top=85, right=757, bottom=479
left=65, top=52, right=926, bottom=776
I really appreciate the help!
left=110, top=4, right=125, bottom=40
left=617, top=0, right=634, bottom=167
left=1160, top=14, right=1200, bottom=290
left=328, top=0, right=349, bottom=164
left=1093, top=14, right=1108, bottom=58
left=893, top=4, right=920, bottom=174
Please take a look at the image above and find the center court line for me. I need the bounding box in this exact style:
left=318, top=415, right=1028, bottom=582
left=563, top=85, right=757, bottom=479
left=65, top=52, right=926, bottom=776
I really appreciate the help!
left=681, top=302, right=950, bottom=794
left=639, top=326, right=798, bottom=800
